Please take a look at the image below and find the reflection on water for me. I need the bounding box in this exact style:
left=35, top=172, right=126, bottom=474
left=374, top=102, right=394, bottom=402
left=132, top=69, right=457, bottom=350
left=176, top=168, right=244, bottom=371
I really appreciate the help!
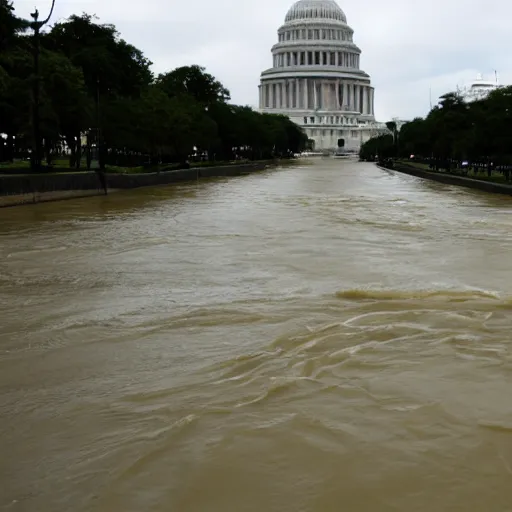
left=1, top=160, right=512, bottom=511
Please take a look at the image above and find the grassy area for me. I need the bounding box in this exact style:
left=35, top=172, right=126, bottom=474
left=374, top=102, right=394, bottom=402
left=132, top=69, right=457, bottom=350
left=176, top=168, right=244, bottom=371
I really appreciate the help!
left=398, top=160, right=510, bottom=185
left=0, top=157, right=270, bottom=175
left=0, top=157, right=89, bottom=172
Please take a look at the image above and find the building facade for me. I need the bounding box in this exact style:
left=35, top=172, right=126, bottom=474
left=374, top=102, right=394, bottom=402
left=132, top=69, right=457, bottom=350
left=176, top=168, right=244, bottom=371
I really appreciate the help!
left=258, top=0, right=385, bottom=152
left=459, top=73, right=501, bottom=103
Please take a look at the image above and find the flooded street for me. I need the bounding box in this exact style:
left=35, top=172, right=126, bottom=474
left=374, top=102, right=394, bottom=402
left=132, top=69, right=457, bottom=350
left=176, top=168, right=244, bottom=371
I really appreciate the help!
left=2, top=159, right=512, bottom=511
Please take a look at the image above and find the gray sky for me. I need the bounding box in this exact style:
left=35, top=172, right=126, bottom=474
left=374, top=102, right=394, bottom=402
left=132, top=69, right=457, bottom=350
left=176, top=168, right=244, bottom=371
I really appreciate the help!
left=15, top=0, right=512, bottom=121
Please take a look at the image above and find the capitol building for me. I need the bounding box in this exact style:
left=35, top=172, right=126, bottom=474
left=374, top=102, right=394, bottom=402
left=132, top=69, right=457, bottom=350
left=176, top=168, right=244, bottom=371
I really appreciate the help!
left=259, top=0, right=386, bottom=152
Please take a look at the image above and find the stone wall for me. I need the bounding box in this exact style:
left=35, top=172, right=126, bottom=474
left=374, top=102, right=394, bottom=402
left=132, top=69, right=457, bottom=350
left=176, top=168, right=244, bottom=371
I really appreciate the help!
left=380, top=162, right=512, bottom=196
left=0, top=162, right=271, bottom=207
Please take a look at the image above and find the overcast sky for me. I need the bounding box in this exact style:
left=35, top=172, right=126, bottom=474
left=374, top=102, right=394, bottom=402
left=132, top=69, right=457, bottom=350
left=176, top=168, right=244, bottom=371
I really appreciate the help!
left=15, top=0, right=512, bottom=121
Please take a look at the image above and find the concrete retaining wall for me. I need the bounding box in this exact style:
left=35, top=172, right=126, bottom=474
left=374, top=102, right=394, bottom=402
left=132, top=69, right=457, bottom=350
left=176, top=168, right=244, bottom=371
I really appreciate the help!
left=380, top=162, right=512, bottom=196
left=0, top=162, right=271, bottom=207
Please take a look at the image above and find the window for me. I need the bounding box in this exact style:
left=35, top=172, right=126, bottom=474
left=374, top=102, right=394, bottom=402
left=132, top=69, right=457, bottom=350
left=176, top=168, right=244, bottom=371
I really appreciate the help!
left=304, top=117, right=308, bottom=124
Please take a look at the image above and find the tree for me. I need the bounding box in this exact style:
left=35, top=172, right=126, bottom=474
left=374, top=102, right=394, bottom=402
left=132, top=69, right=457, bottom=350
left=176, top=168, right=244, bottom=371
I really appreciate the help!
left=359, top=134, right=394, bottom=161
left=0, top=0, right=28, bottom=51
left=1, top=3, right=312, bottom=170
left=156, top=65, right=230, bottom=106
left=0, top=0, right=30, bottom=162
left=39, top=49, right=93, bottom=165
left=45, top=14, right=153, bottom=99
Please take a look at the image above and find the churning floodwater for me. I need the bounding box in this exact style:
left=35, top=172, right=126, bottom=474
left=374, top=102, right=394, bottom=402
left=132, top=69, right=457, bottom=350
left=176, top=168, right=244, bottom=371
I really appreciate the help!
left=1, top=160, right=512, bottom=511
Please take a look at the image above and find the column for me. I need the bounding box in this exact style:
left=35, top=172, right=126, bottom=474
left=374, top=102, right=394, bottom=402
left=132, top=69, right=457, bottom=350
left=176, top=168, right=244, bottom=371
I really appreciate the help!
left=362, top=86, right=368, bottom=114
left=369, top=88, right=374, bottom=116
left=335, top=51, right=338, bottom=66
left=269, top=83, right=274, bottom=109
left=355, top=84, right=360, bottom=113
left=304, top=79, right=308, bottom=110
left=343, top=82, right=348, bottom=110
left=287, top=80, right=292, bottom=109
left=295, top=78, right=299, bottom=108
left=336, top=80, right=340, bottom=110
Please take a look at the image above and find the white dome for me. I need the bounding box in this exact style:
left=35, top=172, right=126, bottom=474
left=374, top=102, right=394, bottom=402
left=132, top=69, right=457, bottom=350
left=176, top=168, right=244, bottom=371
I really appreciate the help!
left=285, top=0, right=347, bottom=23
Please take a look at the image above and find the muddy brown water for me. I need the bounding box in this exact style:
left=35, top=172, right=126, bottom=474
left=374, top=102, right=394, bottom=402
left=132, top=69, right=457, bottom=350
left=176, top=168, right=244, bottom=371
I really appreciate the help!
left=1, top=159, right=512, bottom=511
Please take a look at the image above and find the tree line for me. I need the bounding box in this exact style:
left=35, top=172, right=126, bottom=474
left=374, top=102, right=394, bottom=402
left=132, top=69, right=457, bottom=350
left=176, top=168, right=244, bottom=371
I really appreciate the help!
left=360, top=84, right=512, bottom=174
left=0, top=0, right=309, bottom=171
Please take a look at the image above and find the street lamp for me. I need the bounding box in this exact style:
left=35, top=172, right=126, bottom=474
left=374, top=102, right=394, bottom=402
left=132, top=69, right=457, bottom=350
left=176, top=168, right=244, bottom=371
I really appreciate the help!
left=29, top=0, right=56, bottom=172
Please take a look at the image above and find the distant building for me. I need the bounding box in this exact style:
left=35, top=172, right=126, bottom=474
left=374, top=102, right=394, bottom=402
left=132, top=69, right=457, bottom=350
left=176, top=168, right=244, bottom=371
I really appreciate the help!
left=258, top=0, right=387, bottom=152
left=459, top=73, right=501, bottom=103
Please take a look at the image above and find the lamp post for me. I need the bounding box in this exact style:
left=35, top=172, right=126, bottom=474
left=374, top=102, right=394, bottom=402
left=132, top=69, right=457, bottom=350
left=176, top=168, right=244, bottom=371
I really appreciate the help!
left=29, top=0, right=56, bottom=172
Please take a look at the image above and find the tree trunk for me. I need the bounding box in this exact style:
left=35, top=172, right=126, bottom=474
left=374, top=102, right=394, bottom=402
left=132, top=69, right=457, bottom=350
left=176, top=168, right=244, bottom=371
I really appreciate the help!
left=6, top=134, right=14, bottom=162
left=86, top=131, right=92, bottom=170
left=66, top=135, right=77, bottom=168
left=75, top=133, right=82, bottom=169
left=44, top=138, right=53, bottom=167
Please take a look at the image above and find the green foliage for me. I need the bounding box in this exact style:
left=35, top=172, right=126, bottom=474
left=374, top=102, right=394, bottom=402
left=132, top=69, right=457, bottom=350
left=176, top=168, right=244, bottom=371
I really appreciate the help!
left=0, top=0, right=28, bottom=50
left=1, top=7, right=308, bottom=168
left=359, top=134, right=394, bottom=161
left=360, top=87, right=512, bottom=170
left=156, top=65, right=230, bottom=105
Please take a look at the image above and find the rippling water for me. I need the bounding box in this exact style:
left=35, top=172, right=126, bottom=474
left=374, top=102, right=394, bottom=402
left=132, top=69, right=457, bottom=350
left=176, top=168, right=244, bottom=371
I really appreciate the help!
left=2, top=160, right=512, bottom=511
